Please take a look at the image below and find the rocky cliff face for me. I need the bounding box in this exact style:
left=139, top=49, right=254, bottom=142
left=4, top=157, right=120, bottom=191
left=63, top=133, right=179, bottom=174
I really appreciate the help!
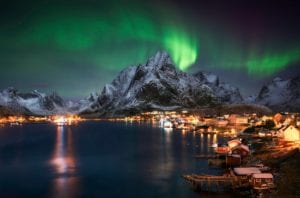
left=193, top=71, right=243, bottom=103
left=80, top=51, right=243, bottom=117
left=255, top=76, right=300, bottom=112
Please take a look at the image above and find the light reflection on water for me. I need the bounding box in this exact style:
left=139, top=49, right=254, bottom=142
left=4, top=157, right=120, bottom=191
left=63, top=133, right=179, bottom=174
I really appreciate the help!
left=200, top=133, right=204, bottom=153
left=155, top=128, right=174, bottom=181
left=0, top=121, right=235, bottom=197
left=49, top=126, right=79, bottom=198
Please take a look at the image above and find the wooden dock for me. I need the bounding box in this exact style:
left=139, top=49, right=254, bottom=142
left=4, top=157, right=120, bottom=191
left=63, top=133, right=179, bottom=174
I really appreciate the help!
left=182, top=174, right=237, bottom=192
left=193, top=154, right=218, bottom=159
left=183, top=172, right=276, bottom=194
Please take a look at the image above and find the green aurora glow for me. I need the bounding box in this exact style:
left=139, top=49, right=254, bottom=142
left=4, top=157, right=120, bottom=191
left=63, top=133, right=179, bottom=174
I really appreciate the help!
left=2, top=4, right=300, bottom=74
left=246, top=49, right=300, bottom=75
left=202, top=44, right=300, bottom=76
left=0, top=1, right=299, bottom=97
left=9, top=7, right=199, bottom=71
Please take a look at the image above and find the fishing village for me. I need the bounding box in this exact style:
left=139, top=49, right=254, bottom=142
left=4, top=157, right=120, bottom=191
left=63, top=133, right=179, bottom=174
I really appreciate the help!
left=0, top=111, right=300, bottom=197
left=111, top=110, right=300, bottom=197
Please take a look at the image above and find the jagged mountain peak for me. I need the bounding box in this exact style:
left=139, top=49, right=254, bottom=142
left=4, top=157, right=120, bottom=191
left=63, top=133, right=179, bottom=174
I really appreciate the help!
left=194, top=71, right=219, bottom=86
left=255, top=75, right=300, bottom=112
left=145, top=51, right=173, bottom=68
left=0, top=51, right=248, bottom=117
left=79, top=51, right=243, bottom=117
left=0, top=88, right=69, bottom=116
left=2, top=87, right=18, bottom=97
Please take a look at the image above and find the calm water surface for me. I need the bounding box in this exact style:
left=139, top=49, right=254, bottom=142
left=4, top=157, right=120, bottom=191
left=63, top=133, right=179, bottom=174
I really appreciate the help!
left=0, top=121, right=232, bottom=198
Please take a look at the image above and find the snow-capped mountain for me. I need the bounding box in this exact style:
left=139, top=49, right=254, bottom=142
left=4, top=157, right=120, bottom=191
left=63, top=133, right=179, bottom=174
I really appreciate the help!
left=194, top=71, right=243, bottom=103
left=255, top=76, right=300, bottom=112
left=80, top=51, right=243, bottom=117
left=244, top=95, right=257, bottom=103
left=0, top=87, right=68, bottom=116
left=68, top=92, right=101, bottom=114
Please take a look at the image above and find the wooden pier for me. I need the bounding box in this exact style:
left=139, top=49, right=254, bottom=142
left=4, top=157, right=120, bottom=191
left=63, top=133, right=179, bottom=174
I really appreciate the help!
left=182, top=174, right=237, bottom=192
left=193, top=154, right=218, bottom=159
left=183, top=172, right=275, bottom=193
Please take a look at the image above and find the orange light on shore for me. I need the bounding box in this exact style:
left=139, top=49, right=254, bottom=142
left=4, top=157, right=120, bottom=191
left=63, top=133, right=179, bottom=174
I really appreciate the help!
left=283, top=126, right=300, bottom=141
left=284, top=132, right=299, bottom=141
left=28, top=116, right=47, bottom=122
left=53, top=116, right=67, bottom=125
left=0, top=118, right=6, bottom=123
left=8, top=116, right=25, bottom=122
left=51, top=115, right=82, bottom=125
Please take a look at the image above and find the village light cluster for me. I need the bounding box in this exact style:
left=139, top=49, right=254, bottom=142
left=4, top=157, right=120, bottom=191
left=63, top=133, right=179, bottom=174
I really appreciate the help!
left=110, top=111, right=300, bottom=142
left=51, top=115, right=82, bottom=126
left=1, top=111, right=299, bottom=143
left=0, top=115, right=83, bottom=126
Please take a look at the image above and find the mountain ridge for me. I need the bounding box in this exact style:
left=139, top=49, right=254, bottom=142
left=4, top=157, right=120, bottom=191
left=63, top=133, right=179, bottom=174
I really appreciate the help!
left=253, top=76, right=300, bottom=112
left=1, top=51, right=299, bottom=117
left=78, top=51, right=243, bottom=117
left=0, top=87, right=68, bottom=116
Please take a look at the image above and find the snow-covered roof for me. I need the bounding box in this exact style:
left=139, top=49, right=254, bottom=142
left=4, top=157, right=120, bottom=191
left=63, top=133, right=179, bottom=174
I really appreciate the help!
left=240, top=144, right=250, bottom=152
left=252, top=163, right=264, bottom=168
left=228, top=139, right=241, bottom=144
left=252, top=173, right=273, bottom=179
left=233, top=167, right=261, bottom=175
left=228, top=139, right=241, bottom=148
left=229, top=154, right=241, bottom=158
left=232, top=144, right=250, bottom=152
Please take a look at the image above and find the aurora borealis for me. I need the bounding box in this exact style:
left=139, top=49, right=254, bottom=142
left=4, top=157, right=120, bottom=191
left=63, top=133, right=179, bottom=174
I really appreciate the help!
left=0, top=0, right=300, bottom=97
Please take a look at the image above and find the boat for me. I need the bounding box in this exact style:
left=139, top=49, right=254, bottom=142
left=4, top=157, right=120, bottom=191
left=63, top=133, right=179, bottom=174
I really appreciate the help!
left=10, top=122, right=22, bottom=126
left=214, top=143, right=230, bottom=154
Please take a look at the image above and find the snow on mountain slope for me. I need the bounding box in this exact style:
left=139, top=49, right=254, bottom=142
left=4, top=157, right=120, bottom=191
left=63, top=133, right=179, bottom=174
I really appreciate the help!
left=255, top=76, right=300, bottom=112
left=194, top=71, right=243, bottom=103
left=244, top=95, right=257, bottom=103
left=79, top=51, right=243, bottom=117
left=0, top=52, right=247, bottom=117
left=0, top=88, right=68, bottom=115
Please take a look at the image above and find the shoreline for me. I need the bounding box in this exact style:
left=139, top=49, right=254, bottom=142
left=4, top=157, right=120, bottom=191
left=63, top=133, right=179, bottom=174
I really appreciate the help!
left=253, top=140, right=300, bottom=196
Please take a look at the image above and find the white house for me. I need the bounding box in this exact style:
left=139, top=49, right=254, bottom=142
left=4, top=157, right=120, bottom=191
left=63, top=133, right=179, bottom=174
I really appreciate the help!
left=228, top=114, right=248, bottom=125
left=283, top=125, right=300, bottom=141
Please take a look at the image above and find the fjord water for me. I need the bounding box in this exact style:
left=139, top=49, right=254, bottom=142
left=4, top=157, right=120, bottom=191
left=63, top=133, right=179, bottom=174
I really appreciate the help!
left=0, top=121, right=230, bottom=198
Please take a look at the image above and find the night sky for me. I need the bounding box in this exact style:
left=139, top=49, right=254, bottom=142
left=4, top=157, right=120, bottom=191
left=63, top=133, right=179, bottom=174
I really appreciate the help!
left=1, top=0, right=300, bottom=98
